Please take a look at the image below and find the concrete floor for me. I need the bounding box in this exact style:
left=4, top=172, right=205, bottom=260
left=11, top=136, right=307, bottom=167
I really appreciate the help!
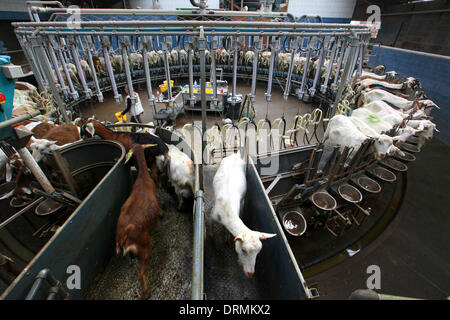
left=78, top=79, right=322, bottom=161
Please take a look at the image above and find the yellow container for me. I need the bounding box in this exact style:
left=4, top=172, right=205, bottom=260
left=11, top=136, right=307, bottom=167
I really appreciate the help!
left=115, top=112, right=127, bottom=122
left=159, top=80, right=174, bottom=93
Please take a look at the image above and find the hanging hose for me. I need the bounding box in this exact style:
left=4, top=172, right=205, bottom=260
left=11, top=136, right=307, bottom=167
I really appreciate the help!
left=256, top=117, right=273, bottom=153
left=272, top=116, right=287, bottom=150
left=310, top=108, right=323, bottom=143
left=205, top=123, right=222, bottom=163
left=221, top=123, right=241, bottom=155
left=286, top=114, right=303, bottom=147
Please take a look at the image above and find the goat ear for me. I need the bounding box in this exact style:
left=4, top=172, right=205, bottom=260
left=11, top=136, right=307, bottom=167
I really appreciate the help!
left=124, top=150, right=134, bottom=164
left=259, top=232, right=277, bottom=240
left=233, top=235, right=244, bottom=243
left=85, top=123, right=95, bottom=137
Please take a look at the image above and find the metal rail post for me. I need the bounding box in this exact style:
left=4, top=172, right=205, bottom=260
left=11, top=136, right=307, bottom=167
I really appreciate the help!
left=85, top=35, right=103, bottom=102
left=310, top=36, right=329, bottom=97
left=321, top=37, right=339, bottom=94
left=33, top=37, right=70, bottom=123
left=102, top=36, right=121, bottom=103
left=250, top=36, right=262, bottom=107
left=331, top=37, right=359, bottom=118
left=121, top=36, right=136, bottom=106
left=142, top=36, right=156, bottom=112
left=198, top=28, right=207, bottom=190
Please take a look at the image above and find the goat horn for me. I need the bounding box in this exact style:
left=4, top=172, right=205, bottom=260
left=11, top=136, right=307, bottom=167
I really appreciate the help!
left=142, top=144, right=158, bottom=149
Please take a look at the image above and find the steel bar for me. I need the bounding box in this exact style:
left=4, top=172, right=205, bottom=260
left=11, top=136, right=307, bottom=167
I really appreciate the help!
left=321, top=37, right=339, bottom=93
left=34, top=41, right=70, bottom=123
left=55, top=45, right=78, bottom=100
left=231, top=38, right=239, bottom=100
left=310, top=36, right=328, bottom=97
left=0, top=110, right=41, bottom=130
left=46, top=40, right=67, bottom=96
left=13, top=19, right=372, bottom=30
left=331, top=37, right=359, bottom=117
left=18, top=146, right=56, bottom=195
left=250, top=36, right=261, bottom=105
left=121, top=40, right=136, bottom=105
left=299, top=37, right=313, bottom=99
left=0, top=197, right=44, bottom=230
left=162, top=38, right=173, bottom=109
left=191, top=190, right=204, bottom=300
left=331, top=38, right=347, bottom=91
left=142, top=42, right=155, bottom=110
left=102, top=42, right=121, bottom=103
left=187, top=45, right=195, bottom=107
left=210, top=36, right=218, bottom=107
left=70, top=38, right=91, bottom=99
left=15, top=34, right=45, bottom=90
left=199, top=28, right=207, bottom=190
left=283, top=37, right=297, bottom=99
left=15, top=29, right=370, bottom=38
left=86, top=38, right=103, bottom=102
left=265, top=37, right=278, bottom=102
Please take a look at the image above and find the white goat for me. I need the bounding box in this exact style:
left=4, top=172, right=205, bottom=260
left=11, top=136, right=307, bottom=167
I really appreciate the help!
left=167, top=144, right=194, bottom=210
left=211, top=153, right=276, bottom=277
left=324, top=115, right=403, bottom=160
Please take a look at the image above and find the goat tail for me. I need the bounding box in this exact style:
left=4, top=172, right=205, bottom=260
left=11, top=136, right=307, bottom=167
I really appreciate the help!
left=116, top=224, right=137, bottom=255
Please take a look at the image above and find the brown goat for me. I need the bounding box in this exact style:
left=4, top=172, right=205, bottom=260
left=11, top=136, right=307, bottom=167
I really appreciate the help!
left=84, top=120, right=169, bottom=183
left=31, top=122, right=57, bottom=139
left=41, top=124, right=81, bottom=146
left=115, top=143, right=161, bottom=299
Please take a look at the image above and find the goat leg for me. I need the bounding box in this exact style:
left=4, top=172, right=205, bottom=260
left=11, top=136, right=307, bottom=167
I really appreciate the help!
left=138, top=244, right=151, bottom=300
left=177, top=196, right=184, bottom=211
left=150, top=161, right=158, bottom=185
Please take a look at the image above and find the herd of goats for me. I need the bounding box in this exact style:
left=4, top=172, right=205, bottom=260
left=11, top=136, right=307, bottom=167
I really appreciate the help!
left=0, top=48, right=441, bottom=298
left=56, top=46, right=347, bottom=90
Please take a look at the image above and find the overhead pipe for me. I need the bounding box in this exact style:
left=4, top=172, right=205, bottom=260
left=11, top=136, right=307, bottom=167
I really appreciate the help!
left=15, top=28, right=370, bottom=38
left=13, top=20, right=373, bottom=31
